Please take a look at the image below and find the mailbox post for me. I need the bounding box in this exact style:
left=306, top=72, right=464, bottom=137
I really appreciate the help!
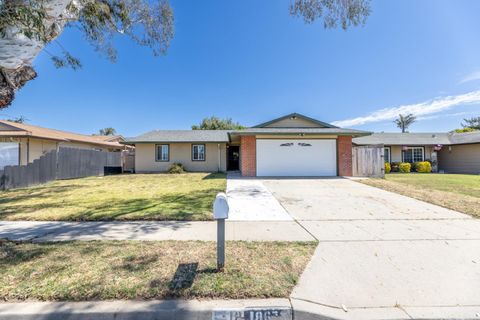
left=213, top=193, right=229, bottom=271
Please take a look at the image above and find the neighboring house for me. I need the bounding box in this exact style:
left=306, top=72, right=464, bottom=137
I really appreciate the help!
left=125, top=113, right=370, bottom=176
left=0, top=120, right=126, bottom=169
left=93, top=135, right=126, bottom=143
left=353, top=131, right=480, bottom=174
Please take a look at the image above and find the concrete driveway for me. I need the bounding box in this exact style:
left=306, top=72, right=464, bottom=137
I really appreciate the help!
left=262, top=178, right=480, bottom=316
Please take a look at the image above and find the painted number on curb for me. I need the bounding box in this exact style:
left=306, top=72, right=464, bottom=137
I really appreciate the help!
left=213, top=308, right=290, bottom=320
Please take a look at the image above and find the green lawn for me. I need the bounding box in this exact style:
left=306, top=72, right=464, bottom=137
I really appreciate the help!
left=361, top=173, right=480, bottom=218
left=0, top=240, right=316, bottom=301
left=0, top=173, right=226, bottom=221
left=385, top=173, right=480, bottom=198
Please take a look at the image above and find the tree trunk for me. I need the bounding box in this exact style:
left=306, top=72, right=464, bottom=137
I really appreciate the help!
left=0, top=0, right=75, bottom=108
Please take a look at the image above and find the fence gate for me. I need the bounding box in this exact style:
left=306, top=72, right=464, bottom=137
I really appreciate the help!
left=352, top=144, right=384, bottom=178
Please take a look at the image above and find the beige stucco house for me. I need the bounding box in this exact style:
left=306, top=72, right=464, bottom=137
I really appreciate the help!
left=353, top=131, right=480, bottom=174
left=126, top=113, right=370, bottom=176
left=0, top=120, right=125, bottom=169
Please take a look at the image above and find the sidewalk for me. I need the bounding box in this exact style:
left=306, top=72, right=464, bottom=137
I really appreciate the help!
left=1, top=299, right=478, bottom=320
left=0, top=220, right=314, bottom=242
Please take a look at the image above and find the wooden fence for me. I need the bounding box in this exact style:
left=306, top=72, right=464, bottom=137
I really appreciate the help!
left=352, top=144, right=385, bottom=178
left=0, top=147, right=122, bottom=190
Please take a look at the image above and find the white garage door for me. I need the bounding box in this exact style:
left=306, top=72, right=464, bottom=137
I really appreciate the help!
left=256, top=139, right=337, bottom=176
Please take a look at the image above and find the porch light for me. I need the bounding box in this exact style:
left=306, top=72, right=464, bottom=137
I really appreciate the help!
left=402, top=145, right=409, bottom=151
left=433, top=144, right=443, bottom=151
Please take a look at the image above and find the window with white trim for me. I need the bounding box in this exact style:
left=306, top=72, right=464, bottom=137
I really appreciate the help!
left=156, top=144, right=169, bottom=162
left=402, top=147, right=424, bottom=163
left=384, top=147, right=391, bottom=163
left=192, top=144, right=205, bottom=161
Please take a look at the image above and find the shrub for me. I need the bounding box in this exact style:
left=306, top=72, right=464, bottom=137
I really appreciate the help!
left=168, top=163, right=185, bottom=174
left=398, top=162, right=411, bottom=173
left=385, top=162, right=391, bottom=174
left=390, top=162, right=400, bottom=172
left=412, top=162, right=420, bottom=171
left=415, top=161, right=432, bottom=173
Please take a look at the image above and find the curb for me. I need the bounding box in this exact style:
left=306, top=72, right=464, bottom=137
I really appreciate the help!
left=0, top=299, right=292, bottom=320
left=1, top=299, right=479, bottom=320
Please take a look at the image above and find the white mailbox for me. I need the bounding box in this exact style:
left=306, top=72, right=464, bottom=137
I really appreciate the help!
left=213, top=192, right=229, bottom=220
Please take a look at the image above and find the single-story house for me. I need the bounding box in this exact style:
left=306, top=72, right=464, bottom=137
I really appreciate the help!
left=353, top=131, right=480, bottom=174
left=0, top=120, right=126, bottom=169
left=125, top=113, right=370, bottom=177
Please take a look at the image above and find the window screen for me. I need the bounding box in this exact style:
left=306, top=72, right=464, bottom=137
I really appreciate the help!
left=0, top=143, right=19, bottom=169
left=402, top=147, right=423, bottom=163
left=156, top=144, right=169, bottom=161
left=192, top=144, right=205, bottom=161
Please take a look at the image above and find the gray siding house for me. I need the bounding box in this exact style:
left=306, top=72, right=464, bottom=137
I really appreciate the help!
left=353, top=131, right=480, bottom=174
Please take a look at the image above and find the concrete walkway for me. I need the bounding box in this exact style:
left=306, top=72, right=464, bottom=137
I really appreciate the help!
left=261, top=177, right=480, bottom=318
left=226, top=174, right=293, bottom=221
left=0, top=220, right=314, bottom=242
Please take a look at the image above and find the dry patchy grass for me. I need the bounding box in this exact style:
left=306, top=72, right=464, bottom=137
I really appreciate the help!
left=0, top=173, right=226, bottom=221
left=0, top=240, right=316, bottom=301
left=361, top=174, right=480, bottom=218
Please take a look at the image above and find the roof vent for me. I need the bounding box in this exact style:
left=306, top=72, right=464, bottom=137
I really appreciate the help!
left=432, top=134, right=436, bottom=138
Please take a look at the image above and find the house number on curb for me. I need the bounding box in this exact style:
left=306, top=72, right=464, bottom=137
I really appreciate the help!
left=212, top=308, right=290, bottom=320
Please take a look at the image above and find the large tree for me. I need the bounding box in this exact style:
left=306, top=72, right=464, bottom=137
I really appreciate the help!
left=0, top=0, right=371, bottom=108
left=192, top=116, right=245, bottom=130
left=394, top=113, right=416, bottom=133
left=98, top=127, right=116, bottom=135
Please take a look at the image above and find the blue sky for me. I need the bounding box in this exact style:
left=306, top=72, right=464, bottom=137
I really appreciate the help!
left=5, top=0, right=480, bottom=136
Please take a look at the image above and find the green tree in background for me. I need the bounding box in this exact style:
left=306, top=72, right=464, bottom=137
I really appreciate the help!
left=192, top=117, right=245, bottom=130
left=6, top=115, right=27, bottom=123
left=98, top=127, right=117, bottom=135
left=459, top=117, right=480, bottom=131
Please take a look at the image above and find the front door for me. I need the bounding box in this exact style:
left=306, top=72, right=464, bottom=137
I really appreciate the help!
left=227, top=146, right=240, bottom=171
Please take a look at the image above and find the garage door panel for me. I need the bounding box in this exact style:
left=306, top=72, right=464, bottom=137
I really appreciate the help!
left=256, top=139, right=337, bottom=176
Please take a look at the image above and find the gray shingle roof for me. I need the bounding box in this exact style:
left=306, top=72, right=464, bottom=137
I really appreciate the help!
left=126, top=127, right=371, bottom=144
left=353, top=132, right=480, bottom=146
left=230, top=128, right=371, bottom=136
left=125, top=130, right=230, bottom=143
left=449, top=131, right=480, bottom=144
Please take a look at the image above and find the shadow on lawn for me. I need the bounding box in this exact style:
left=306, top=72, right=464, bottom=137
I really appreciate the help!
left=0, top=189, right=220, bottom=221
left=160, top=262, right=218, bottom=297
left=202, top=172, right=226, bottom=180
left=0, top=240, right=56, bottom=267
left=0, top=184, right=81, bottom=206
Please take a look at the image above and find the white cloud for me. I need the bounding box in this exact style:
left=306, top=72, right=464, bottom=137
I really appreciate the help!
left=416, top=111, right=472, bottom=121
left=332, top=90, right=480, bottom=127
left=460, top=71, right=480, bottom=84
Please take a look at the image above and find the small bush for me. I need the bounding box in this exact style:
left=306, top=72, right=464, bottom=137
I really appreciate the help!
left=385, top=162, right=391, bottom=174
left=168, top=163, right=185, bottom=174
left=391, top=162, right=400, bottom=172
left=398, top=162, right=411, bottom=173
left=415, top=161, right=432, bottom=173
left=399, top=162, right=411, bottom=173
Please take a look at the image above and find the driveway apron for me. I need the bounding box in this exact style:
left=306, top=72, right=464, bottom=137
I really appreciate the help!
left=262, top=178, right=480, bottom=309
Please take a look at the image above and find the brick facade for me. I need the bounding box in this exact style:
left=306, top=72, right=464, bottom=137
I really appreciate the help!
left=240, top=136, right=256, bottom=176
left=337, top=136, right=353, bottom=176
